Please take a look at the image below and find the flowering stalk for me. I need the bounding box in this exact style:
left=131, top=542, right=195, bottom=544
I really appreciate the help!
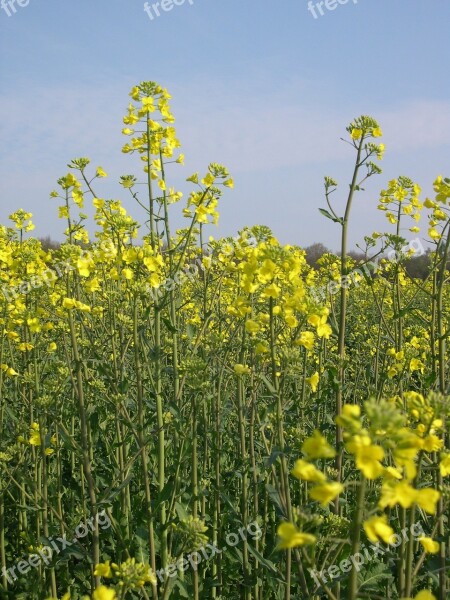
left=321, top=118, right=384, bottom=502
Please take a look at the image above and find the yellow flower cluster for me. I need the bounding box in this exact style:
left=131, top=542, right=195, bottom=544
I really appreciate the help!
left=280, top=395, right=446, bottom=554
left=94, top=557, right=156, bottom=589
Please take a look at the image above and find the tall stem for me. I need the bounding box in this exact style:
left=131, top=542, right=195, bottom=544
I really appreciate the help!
left=348, top=478, right=366, bottom=600
left=335, top=139, right=364, bottom=500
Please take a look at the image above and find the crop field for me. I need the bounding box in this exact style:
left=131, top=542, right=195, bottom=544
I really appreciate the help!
left=0, top=83, right=449, bottom=600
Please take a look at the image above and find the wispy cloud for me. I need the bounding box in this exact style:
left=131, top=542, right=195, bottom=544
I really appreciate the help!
left=2, top=80, right=449, bottom=175
left=1, top=79, right=449, bottom=239
left=378, top=100, right=450, bottom=152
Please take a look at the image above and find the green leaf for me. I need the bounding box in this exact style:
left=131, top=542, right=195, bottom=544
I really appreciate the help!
left=246, top=542, right=278, bottom=574
left=57, top=425, right=80, bottom=453
left=174, top=579, right=190, bottom=598
left=265, top=484, right=284, bottom=515
left=357, top=562, right=393, bottom=591
left=319, top=208, right=342, bottom=224
left=102, top=473, right=134, bottom=503
left=258, top=374, right=277, bottom=395
left=174, top=502, right=189, bottom=521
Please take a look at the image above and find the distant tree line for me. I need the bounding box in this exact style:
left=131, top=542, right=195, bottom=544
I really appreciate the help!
left=304, top=242, right=446, bottom=280
left=39, top=236, right=62, bottom=251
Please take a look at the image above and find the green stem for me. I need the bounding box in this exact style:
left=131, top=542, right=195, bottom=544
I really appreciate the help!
left=348, top=478, right=366, bottom=600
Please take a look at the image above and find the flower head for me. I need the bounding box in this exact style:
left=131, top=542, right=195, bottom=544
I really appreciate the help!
left=302, top=430, right=336, bottom=459
left=363, top=514, right=394, bottom=544
left=277, top=523, right=316, bottom=549
left=291, top=459, right=326, bottom=483
left=93, top=587, right=116, bottom=600
left=309, top=482, right=344, bottom=507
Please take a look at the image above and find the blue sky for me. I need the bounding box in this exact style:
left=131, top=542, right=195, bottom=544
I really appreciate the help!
left=1, top=0, right=449, bottom=250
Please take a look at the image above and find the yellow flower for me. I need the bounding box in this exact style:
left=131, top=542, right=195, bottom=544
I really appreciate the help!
left=383, top=466, right=403, bottom=480
left=94, top=561, right=113, bottom=578
left=422, top=435, right=443, bottom=452
left=418, top=537, right=440, bottom=554
left=379, top=480, right=417, bottom=509
left=392, top=430, right=422, bottom=478
left=305, top=372, right=319, bottom=393
left=75, top=300, right=91, bottom=312
left=92, top=586, right=116, bottom=600
left=363, top=515, right=394, bottom=544
left=372, top=127, right=383, bottom=138
left=262, top=283, right=280, bottom=298
left=277, top=522, right=316, bottom=549
left=336, top=404, right=362, bottom=431
left=387, top=213, right=397, bottom=225
left=291, top=459, right=326, bottom=483
left=202, top=172, right=215, bottom=186
left=295, top=331, right=315, bottom=350
left=77, top=257, right=94, bottom=278
left=409, top=358, right=425, bottom=373
left=440, top=453, right=450, bottom=476
left=62, top=298, right=76, bottom=309
left=411, top=591, right=436, bottom=600
left=143, top=255, right=163, bottom=272
left=317, top=322, right=332, bottom=339
left=187, top=173, right=199, bottom=184
left=285, top=314, right=298, bottom=328
left=86, top=278, right=101, bottom=293
left=27, top=317, right=41, bottom=333
left=346, top=434, right=370, bottom=454
left=307, top=314, right=320, bottom=327
left=309, top=482, right=344, bottom=507
left=122, top=268, right=134, bottom=280
left=308, top=314, right=332, bottom=339
left=351, top=128, right=363, bottom=140
left=415, top=488, right=440, bottom=514
left=48, top=342, right=57, bottom=352
left=424, top=197, right=437, bottom=209
left=96, top=167, right=107, bottom=178
left=93, top=198, right=105, bottom=209
left=130, top=86, right=140, bottom=100
left=343, top=404, right=360, bottom=418
left=302, top=430, right=336, bottom=459
left=245, top=320, right=260, bottom=335
left=376, top=143, right=385, bottom=159
left=141, top=96, right=154, bottom=110
left=18, top=343, right=34, bottom=352
left=233, top=364, right=251, bottom=375
left=29, top=423, right=41, bottom=446
left=355, top=444, right=384, bottom=480
left=428, top=228, right=441, bottom=240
